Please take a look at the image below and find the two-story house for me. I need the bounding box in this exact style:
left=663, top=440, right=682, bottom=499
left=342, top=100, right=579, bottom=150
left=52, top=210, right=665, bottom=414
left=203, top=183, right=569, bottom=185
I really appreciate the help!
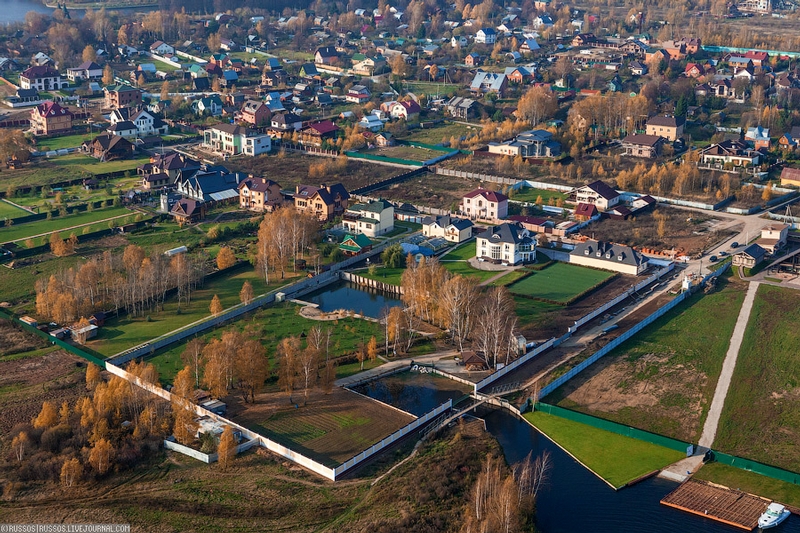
left=389, top=100, right=421, bottom=121
left=757, top=224, right=789, bottom=254
left=570, top=180, right=620, bottom=211
left=104, top=85, right=143, bottom=109
left=66, top=61, right=103, bottom=82
left=29, top=101, right=73, bottom=135
left=342, top=199, right=394, bottom=237
left=315, top=46, right=340, bottom=65
left=570, top=240, right=648, bottom=275
left=699, top=140, right=761, bottom=168
left=202, top=124, right=271, bottom=156
left=20, top=66, right=67, bottom=91
left=294, top=183, right=350, bottom=221
left=238, top=176, right=283, bottom=212
left=345, top=85, right=371, bottom=104
left=271, top=112, right=304, bottom=132
left=421, top=215, right=473, bottom=243
left=193, top=95, right=224, bottom=116
left=475, top=28, right=497, bottom=44
left=476, top=222, right=535, bottom=265
left=645, top=115, right=685, bottom=141
left=460, top=188, right=509, bottom=220
left=240, top=100, right=271, bottom=126
left=470, top=72, right=508, bottom=96
left=150, top=40, right=175, bottom=55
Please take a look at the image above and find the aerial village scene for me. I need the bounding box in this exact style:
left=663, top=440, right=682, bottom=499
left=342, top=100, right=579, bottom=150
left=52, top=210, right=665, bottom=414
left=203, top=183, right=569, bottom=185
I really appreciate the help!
left=2, top=0, right=800, bottom=530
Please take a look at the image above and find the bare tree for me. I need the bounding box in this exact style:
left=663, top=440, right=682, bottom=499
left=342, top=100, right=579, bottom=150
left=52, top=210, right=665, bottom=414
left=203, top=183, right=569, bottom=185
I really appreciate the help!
left=473, top=287, right=516, bottom=369
left=439, top=275, right=480, bottom=352
left=297, top=345, right=318, bottom=405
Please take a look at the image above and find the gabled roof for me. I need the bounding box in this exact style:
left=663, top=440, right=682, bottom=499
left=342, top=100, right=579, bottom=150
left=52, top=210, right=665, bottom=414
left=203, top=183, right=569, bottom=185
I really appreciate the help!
left=421, top=214, right=473, bottom=230
left=570, top=240, right=647, bottom=268
left=272, top=112, right=302, bottom=124
left=76, top=61, right=101, bottom=70
left=622, top=134, right=663, bottom=147
left=316, top=46, right=339, bottom=58
left=738, top=243, right=766, bottom=261
left=34, top=101, right=72, bottom=118
left=480, top=222, right=533, bottom=245
left=307, top=120, right=338, bottom=135
left=348, top=198, right=392, bottom=214
left=575, top=203, right=598, bottom=217
left=108, top=120, right=137, bottom=131
left=576, top=180, right=619, bottom=200
left=239, top=176, right=280, bottom=192
left=464, top=188, right=508, bottom=203
left=339, top=233, right=372, bottom=252
left=22, top=65, right=59, bottom=78
left=647, top=115, right=685, bottom=128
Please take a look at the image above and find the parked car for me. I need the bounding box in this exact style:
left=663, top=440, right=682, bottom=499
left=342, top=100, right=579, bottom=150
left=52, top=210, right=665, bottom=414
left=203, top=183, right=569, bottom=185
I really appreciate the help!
left=709, top=255, right=718, bottom=262
left=731, top=242, right=739, bottom=248
left=719, top=251, right=727, bottom=257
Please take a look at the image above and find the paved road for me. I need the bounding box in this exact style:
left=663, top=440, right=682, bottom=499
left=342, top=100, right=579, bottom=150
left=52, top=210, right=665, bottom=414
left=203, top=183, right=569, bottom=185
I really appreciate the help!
left=698, top=281, right=759, bottom=449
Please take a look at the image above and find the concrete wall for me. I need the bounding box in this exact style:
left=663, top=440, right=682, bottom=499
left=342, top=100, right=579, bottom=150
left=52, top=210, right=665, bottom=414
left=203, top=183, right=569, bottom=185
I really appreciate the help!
left=342, top=271, right=404, bottom=296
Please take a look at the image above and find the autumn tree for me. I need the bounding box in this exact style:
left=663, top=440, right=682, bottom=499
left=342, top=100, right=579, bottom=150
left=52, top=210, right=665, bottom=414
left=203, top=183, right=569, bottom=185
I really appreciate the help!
left=102, top=64, right=114, bottom=85
left=86, top=362, right=102, bottom=391
left=517, top=85, right=557, bottom=127
left=439, top=275, right=480, bottom=351
left=210, top=294, right=223, bottom=316
left=390, top=53, right=410, bottom=78
left=239, top=280, right=254, bottom=305
left=160, top=80, right=170, bottom=103
left=181, top=338, right=205, bottom=388
left=473, top=287, right=516, bottom=368
left=216, top=246, right=236, bottom=270
left=217, top=425, right=236, bottom=470
left=277, top=336, right=301, bottom=403
left=172, top=366, right=198, bottom=445
left=33, top=401, right=59, bottom=429
left=297, top=344, right=318, bottom=405
left=235, top=336, right=268, bottom=404
left=82, top=44, right=96, bottom=63
left=88, top=438, right=114, bottom=475
left=202, top=339, right=229, bottom=399
left=60, top=457, right=82, bottom=488
left=11, top=431, right=28, bottom=462
left=366, top=336, right=378, bottom=368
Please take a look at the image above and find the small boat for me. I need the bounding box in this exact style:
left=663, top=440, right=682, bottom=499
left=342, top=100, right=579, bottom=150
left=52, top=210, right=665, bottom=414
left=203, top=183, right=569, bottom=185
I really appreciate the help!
left=758, top=503, right=791, bottom=529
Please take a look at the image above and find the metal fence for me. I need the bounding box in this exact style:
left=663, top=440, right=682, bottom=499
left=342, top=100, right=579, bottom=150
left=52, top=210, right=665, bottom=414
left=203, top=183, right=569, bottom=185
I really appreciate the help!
left=474, top=337, right=557, bottom=393
left=710, top=451, right=800, bottom=485
left=533, top=402, right=690, bottom=453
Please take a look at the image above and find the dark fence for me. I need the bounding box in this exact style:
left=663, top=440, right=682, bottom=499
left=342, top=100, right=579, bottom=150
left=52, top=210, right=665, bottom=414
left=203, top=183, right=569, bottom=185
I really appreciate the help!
left=351, top=167, right=429, bottom=195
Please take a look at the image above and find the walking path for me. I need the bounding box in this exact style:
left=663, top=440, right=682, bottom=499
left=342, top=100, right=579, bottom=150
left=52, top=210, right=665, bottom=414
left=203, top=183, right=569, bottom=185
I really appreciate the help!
left=698, top=281, right=759, bottom=449
left=334, top=350, right=458, bottom=388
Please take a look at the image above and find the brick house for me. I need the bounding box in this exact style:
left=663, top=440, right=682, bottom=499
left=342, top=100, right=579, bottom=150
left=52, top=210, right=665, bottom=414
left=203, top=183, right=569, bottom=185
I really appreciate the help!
left=293, top=183, right=350, bottom=221
left=104, top=85, right=143, bottom=109
left=238, top=176, right=283, bottom=212
left=29, top=101, right=73, bottom=135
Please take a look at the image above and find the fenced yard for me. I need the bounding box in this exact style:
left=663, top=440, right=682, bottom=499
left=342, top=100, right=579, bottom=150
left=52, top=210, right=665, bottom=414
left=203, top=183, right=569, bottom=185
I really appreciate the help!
left=234, top=387, right=415, bottom=467
left=0, top=206, right=132, bottom=243
left=508, top=263, right=614, bottom=304
left=0, top=200, right=31, bottom=220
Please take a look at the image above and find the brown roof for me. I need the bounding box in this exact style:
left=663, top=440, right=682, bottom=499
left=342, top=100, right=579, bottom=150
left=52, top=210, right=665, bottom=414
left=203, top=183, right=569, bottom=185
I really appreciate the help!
left=647, top=115, right=685, bottom=128
left=575, top=203, right=598, bottom=217
left=780, top=167, right=800, bottom=182
left=622, top=134, right=663, bottom=147
left=464, top=188, right=508, bottom=203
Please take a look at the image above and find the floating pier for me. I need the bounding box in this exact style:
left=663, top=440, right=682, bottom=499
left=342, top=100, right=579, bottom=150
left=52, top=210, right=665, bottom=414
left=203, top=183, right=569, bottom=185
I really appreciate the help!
left=660, top=479, right=770, bottom=530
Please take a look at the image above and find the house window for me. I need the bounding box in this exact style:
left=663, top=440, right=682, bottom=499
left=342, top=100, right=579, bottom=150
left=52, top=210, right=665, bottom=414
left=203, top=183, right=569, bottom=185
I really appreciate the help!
left=491, top=246, right=501, bottom=260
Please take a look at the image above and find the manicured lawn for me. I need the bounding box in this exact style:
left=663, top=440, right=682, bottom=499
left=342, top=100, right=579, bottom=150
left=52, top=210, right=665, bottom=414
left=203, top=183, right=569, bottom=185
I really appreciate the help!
left=35, top=133, right=94, bottom=152
left=489, top=269, right=529, bottom=286
left=358, top=266, right=405, bottom=286
left=401, top=122, right=478, bottom=145
left=715, top=285, right=800, bottom=472
left=442, top=260, right=501, bottom=283
left=0, top=200, right=31, bottom=220
left=0, top=206, right=131, bottom=243
left=524, top=411, right=684, bottom=488
left=512, top=295, right=562, bottom=331
left=146, top=302, right=384, bottom=384
left=507, top=262, right=613, bottom=303
left=550, top=275, right=746, bottom=442
left=335, top=358, right=384, bottom=379
left=511, top=186, right=568, bottom=204
left=440, top=240, right=475, bottom=261
left=89, top=269, right=298, bottom=358
left=694, top=463, right=800, bottom=508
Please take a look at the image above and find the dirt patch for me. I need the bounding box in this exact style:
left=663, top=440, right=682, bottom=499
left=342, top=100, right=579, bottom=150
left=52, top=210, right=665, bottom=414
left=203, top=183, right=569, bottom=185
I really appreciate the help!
left=0, top=349, right=86, bottom=433
left=0, top=318, right=47, bottom=356
left=377, top=172, right=481, bottom=210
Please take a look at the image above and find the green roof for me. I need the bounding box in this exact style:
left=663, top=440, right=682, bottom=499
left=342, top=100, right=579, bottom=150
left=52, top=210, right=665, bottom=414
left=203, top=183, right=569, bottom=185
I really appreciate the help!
left=351, top=199, right=392, bottom=214
left=339, top=233, right=372, bottom=252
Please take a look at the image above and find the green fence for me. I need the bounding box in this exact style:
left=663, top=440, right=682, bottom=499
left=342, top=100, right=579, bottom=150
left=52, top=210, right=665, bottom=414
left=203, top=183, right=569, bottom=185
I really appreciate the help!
left=397, top=140, right=456, bottom=153
left=534, top=402, right=690, bottom=454
left=710, top=450, right=800, bottom=486
left=345, top=151, right=424, bottom=167
left=0, top=309, right=107, bottom=367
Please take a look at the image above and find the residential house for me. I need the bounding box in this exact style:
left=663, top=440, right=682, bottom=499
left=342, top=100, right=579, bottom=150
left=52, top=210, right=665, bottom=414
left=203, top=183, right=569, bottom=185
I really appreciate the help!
left=732, top=243, right=766, bottom=269
left=728, top=56, right=754, bottom=74
left=109, top=108, right=168, bottom=138
left=572, top=33, right=597, bottom=46
left=106, top=120, right=138, bottom=138
left=240, top=100, right=271, bottom=126
left=375, top=132, right=394, bottom=147
left=359, top=113, right=384, bottom=132
left=532, top=15, right=554, bottom=28
left=629, top=61, right=648, bottom=76
left=421, top=214, right=473, bottom=243
left=342, top=198, right=395, bottom=237
left=66, top=61, right=102, bottom=82
left=139, top=151, right=201, bottom=183
left=352, top=56, right=386, bottom=76
left=193, top=94, right=224, bottom=116
left=745, top=126, right=771, bottom=150
left=504, top=66, right=534, bottom=84
left=684, top=62, right=705, bottom=78
left=238, top=176, right=283, bottom=212
left=570, top=180, right=620, bottom=211
left=20, top=66, right=66, bottom=91
left=220, top=38, right=237, bottom=52
left=452, top=36, right=468, bottom=48
left=141, top=172, right=170, bottom=190
left=487, top=129, right=561, bottom=158
left=300, top=120, right=339, bottom=146
left=389, top=100, right=421, bottom=121
left=5, top=87, right=42, bottom=107
left=188, top=64, right=207, bottom=79
left=645, top=115, right=685, bottom=141
left=570, top=240, right=648, bottom=275
left=470, top=72, right=508, bottom=96
left=445, top=96, right=479, bottom=119
left=475, top=28, right=497, bottom=44
left=293, top=183, right=350, bottom=221
left=82, top=134, right=134, bottom=161
left=757, top=224, right=789, bottom=254
left=150, top=41, right=175, bottom=55
left=264, top=58, right=282, bottom=71
left=465, top=53, right=482, bottom=67
left=29, top=101, right=73, bottom=135
left=460, top=188, right=509, bottom=220
left=271, top=112, right=303, bottom=132
left=699, top=140, right=761, bottom=168
left=176, top=167, right=245, bottom=203
left=315, top=46, right=340, bottom=65
left=520, top=39, right=540, bottom=54
left=202, top=124, right=271, bottom=156
left=574, top=203, right=599, bottom=221
left=298, top=63, right=319, bottom=79
left=104, top=85, right=143, bottom=109
left=780, top=167, right=800, bottom=187
left=607, top=75, right=623, bottom=92
left=476, top=222, right=536, bottom=265
left=346, top=85, right=371, bottom=104
left=220, top=70, right=239, bottom=87
left=170, top=198, right=206, bottom=225
left=779, top=133, right=798, bottom=151
left=339, top=233, right=372, bottom=256
left=622, top=134, right=664, bottom=158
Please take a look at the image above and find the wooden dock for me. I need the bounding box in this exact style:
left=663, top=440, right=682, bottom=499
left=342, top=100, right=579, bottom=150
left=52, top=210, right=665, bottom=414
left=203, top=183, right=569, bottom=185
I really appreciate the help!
left=661, top=479, right=770, bottom=530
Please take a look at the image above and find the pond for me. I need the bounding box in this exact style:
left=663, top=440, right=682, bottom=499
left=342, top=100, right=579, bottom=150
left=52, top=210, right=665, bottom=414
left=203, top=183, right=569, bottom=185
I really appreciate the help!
left=303, top=280, right=401, bottom=319
left=353, top=370, right=472, bottom=417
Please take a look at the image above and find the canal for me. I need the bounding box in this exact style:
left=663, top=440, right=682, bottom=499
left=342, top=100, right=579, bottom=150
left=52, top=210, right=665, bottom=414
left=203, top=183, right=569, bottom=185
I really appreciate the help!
left=303, top=279, right=402, bottom=319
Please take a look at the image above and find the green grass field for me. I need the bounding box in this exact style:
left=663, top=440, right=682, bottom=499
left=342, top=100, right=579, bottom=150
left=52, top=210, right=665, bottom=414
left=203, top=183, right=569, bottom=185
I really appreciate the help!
left=694, top=463, right=800, bottom=508
left=358, top=266, right=406, bottom=286
left=508, top=263, right=613, bottom=303
left=89, top=268, right=293, bottom=358
left=441, top=261, right=502, bottom=283
left=511, top=186, right=568, bottom=204
left=367, top=144, right=443, bottom=163
left=0, top=206, right=131, bottom=243
left=401, top=122, right=478, bottom=145
left=524, top=411, right=684, bottom=488
left=0, top=200, right=31, bottom=220
left=49, top=154, right=151, bottom=174
left=715, top=285, right=800, bottom=472
left=549, top=275, right=746, bottom=442
left=145, top=301, right=384, bottom=384
left=35, top=133, right=94, bottom=152
left=440, top=241, right=475, bottom=261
